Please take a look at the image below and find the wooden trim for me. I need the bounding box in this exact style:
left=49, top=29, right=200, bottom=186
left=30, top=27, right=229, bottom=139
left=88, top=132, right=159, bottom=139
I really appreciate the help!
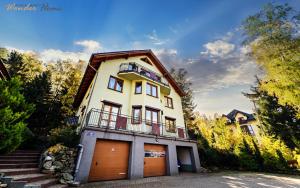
left=165, top=117, right=176, bottom=133
left=101, top=100, right=122, bottom=107
left=134, top=81, right=142, bottom=94
left=146, top=82, right=158, bottom=98
left=145, top=107, right=160, bottom=125
left=107, top=75, right=124, bottom=93
left=164, top=96, right=173, bottom=109
left=132, top=106, right=142, bottom=124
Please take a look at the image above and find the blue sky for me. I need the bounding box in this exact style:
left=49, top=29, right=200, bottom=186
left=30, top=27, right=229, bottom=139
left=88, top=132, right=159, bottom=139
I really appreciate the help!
left=0, top=0, right=299, bottom=116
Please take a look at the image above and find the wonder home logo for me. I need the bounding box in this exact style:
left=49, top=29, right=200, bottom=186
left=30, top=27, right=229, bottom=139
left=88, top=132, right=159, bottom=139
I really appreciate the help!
left=5, top=3, right=62, bottom=12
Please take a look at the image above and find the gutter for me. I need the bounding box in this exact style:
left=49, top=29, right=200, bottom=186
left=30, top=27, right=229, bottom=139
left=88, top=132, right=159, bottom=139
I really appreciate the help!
left=73, top=144, right=84, bottom=184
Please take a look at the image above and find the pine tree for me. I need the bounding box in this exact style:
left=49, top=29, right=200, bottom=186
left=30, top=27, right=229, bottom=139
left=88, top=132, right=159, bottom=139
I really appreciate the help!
left=0, top=77, right=35, bottom=153
left=244, top=82, right=300, bottom=149
left=170, top=68, right=196, bottom=129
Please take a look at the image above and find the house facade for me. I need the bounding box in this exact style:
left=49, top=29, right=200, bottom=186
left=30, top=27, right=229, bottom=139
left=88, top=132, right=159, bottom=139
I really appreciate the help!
left=73, top=50, right=201, bottom=183
left=224, top=109, right=261, bottom=141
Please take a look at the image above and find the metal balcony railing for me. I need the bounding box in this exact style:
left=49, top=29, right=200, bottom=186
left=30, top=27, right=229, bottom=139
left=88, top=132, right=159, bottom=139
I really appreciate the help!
left=119, top=63, right=170, bottom=87
left=84, top=108, right=188, bottom=139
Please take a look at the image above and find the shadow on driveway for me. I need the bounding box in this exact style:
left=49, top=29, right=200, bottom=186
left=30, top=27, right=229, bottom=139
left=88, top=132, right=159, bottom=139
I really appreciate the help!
left=80, top=171, right=300, bottom=188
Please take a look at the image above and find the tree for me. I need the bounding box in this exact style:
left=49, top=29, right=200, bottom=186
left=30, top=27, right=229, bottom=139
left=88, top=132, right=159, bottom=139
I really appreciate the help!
left=244, top=82, right=300, bottom=149
left=5, top=51, right=43, bottom=82
left=242, top=3, right=300, bottom=117
left=170, top=68, right=196, bottom=128
left=0, top=77, right=35, bottom=153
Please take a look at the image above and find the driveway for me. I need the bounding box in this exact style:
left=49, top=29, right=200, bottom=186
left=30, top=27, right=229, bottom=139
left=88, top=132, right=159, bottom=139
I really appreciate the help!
left=80, top=171, right=300, bottom=188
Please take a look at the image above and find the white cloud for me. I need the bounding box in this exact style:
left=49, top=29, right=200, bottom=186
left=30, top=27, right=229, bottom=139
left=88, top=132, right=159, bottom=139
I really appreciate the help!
left=5, top=39, right=102, bottom=63
left=201, top=40, right=235, bottom=57
left=146, top=30, right=169, bottom=45
left=39, top=49, right=90, bottom=63
left=74, top=40, right=102, bottom=52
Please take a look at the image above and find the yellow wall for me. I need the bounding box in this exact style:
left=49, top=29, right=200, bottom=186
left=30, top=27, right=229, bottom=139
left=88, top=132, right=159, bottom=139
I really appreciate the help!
left=76, top=56, right=186, bottom=136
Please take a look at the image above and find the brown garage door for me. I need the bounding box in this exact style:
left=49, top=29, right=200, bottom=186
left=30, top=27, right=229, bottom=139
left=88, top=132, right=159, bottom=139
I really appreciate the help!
left=88, top=140, right=130, bottom=182
left=144, top=144, right=166, bottom=177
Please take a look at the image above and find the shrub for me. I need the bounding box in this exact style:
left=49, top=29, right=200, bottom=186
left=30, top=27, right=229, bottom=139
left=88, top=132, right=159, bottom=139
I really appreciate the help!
left=0, top=77, right=35, bottom=154
left=48, top=125, right=80, bottom=147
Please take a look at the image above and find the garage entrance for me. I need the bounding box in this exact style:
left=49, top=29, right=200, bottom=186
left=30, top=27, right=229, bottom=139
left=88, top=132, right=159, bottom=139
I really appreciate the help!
left=88, top=140, right=130, bottom=181
left=176, top=146, right=195, bottom=172
left=144, top=144, right=166, bottom=177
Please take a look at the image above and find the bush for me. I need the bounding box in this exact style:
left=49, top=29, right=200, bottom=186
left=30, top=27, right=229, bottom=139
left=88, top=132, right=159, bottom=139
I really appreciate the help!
left=194, top=114, right=298, bottom=172
left=0, top=77, right=35, bottom=154
left=48, top=125, right=80, bottom=147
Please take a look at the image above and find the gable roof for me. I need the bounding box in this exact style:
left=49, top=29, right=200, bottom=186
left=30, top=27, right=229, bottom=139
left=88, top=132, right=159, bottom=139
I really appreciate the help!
left=226, top=109, right=255, bottom=122
left=0, top=59, right=10, bottom=80
left=73, top=50, right=185, bottom=108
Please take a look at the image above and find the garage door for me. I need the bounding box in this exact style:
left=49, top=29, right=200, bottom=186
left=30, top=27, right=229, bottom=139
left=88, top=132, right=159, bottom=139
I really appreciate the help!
left=88, top=140, right=130, bottom=181
left=144, top=144, right=166, bottom=177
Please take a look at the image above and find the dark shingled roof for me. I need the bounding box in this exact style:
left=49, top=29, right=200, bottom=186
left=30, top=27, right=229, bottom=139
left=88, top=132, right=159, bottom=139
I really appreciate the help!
left=226, top=109, right=255, bottom=123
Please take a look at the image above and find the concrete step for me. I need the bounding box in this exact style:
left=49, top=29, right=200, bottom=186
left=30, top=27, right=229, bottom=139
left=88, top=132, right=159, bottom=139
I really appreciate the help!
left=0, top=156, right=39, bottom=160
left=8, top=173, right=51, bottom=183
left=25, top=178, right=58, bottom=188
left=0, top=163, right=38, bottom=169
left=47, top=184, right=68, bottom=188
left=2, top=153, right=40, bottom=157
left=0, top=168, right=40, bottom=176
left=0, top=159, right=38, bottom=164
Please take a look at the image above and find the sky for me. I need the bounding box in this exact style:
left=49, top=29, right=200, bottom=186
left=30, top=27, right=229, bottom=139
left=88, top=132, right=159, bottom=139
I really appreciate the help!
left=0, top=0, right=299, bottom=117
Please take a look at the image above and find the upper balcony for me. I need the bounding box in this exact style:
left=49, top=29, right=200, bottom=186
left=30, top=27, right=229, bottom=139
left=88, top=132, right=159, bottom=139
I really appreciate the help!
left=83, top=108, right=189, bottom=140
left=118, top=63, right=171, bottom=95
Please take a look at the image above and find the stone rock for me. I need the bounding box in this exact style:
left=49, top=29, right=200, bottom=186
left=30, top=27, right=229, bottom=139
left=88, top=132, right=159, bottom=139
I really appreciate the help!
left=43, top=161, right=52, bottom=170
left=45, top=156, right=52, bottom=161
left=53, top=161, right=63, bottom=169
left=62, top=173, right=73, bottom=181
left=59, top=178, right=67, bottom=184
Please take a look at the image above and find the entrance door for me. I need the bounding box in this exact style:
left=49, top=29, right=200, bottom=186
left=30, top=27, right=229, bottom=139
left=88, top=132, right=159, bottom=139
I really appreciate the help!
left=88, top=140, right=130, bottom=181
left=144, top=144, right=166, bottom=177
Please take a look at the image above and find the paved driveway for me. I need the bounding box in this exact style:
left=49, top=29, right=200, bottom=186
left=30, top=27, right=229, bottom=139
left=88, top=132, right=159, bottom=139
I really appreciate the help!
left=81, top=171, right=300, bottom=188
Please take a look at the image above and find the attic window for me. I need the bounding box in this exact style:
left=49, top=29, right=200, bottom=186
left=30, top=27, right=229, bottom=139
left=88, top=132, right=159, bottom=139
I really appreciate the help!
left=141, top=57, right=152, bottom=65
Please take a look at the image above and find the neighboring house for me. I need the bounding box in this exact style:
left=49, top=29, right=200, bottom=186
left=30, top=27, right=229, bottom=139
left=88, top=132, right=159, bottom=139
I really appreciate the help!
left=223, top=109, right=261, bottom=140
left=73, top=50, right=201, bottom=183
left=0, top=59, right=10, bottom=80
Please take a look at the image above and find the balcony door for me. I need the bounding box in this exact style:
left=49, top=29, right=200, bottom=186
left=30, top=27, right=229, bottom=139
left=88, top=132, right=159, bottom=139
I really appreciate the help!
left=101, top=103, right=120, bottom=128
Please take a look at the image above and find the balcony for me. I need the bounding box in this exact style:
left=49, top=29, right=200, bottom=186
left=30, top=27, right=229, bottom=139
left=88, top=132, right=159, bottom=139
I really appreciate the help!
left=84, top=109, right=188, bottom=139
left=118, top=63, right=171, bottom=95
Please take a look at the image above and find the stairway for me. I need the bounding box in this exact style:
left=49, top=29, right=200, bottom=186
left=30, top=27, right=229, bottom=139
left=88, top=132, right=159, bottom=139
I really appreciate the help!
left=0, top=150, right=67, bottom=188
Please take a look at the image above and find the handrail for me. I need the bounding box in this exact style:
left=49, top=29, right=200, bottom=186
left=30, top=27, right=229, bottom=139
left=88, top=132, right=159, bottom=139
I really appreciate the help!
left=85, top=109, right=188, bottom=139
left=119, top=62, right=170, bottom=87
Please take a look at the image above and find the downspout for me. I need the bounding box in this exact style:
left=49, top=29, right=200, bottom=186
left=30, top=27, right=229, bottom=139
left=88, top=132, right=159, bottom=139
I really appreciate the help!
left=73, top=62, right=99, bottom=184
left=73, top=144, right=83, bottom=184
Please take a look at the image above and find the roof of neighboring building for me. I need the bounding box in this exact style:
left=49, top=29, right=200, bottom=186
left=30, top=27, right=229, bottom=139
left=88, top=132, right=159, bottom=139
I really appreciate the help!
left=0, top=59, right=10, bottom=80
left=225, top=109, right=256, bottom=123
left=73, top=50, right=185, bottom=108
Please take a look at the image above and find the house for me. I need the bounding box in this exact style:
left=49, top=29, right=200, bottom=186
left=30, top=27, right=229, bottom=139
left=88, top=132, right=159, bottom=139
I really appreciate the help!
left=73, top=50, right=201, bottom=183
left=0, top=59, right=10, bottom=80
left=223, top=109, right=261, bottom=140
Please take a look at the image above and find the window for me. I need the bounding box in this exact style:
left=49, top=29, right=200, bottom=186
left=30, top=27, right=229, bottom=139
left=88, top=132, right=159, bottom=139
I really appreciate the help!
left=132, top=106, right=142, bottom=124
left=241, top=125, right=255, bottom=136
left=146, top=83, right=158, bottom=97
left=108, top=76, right=123, bottom=92
left=145, top=108, right=159, bottom=125
left=165, top=96, right=173, bottom=108
left=135, top=82, right=142, bottom=94
left=165, top=117, right=176, bottom=133
left=100, top=103, right=120, bottom=128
